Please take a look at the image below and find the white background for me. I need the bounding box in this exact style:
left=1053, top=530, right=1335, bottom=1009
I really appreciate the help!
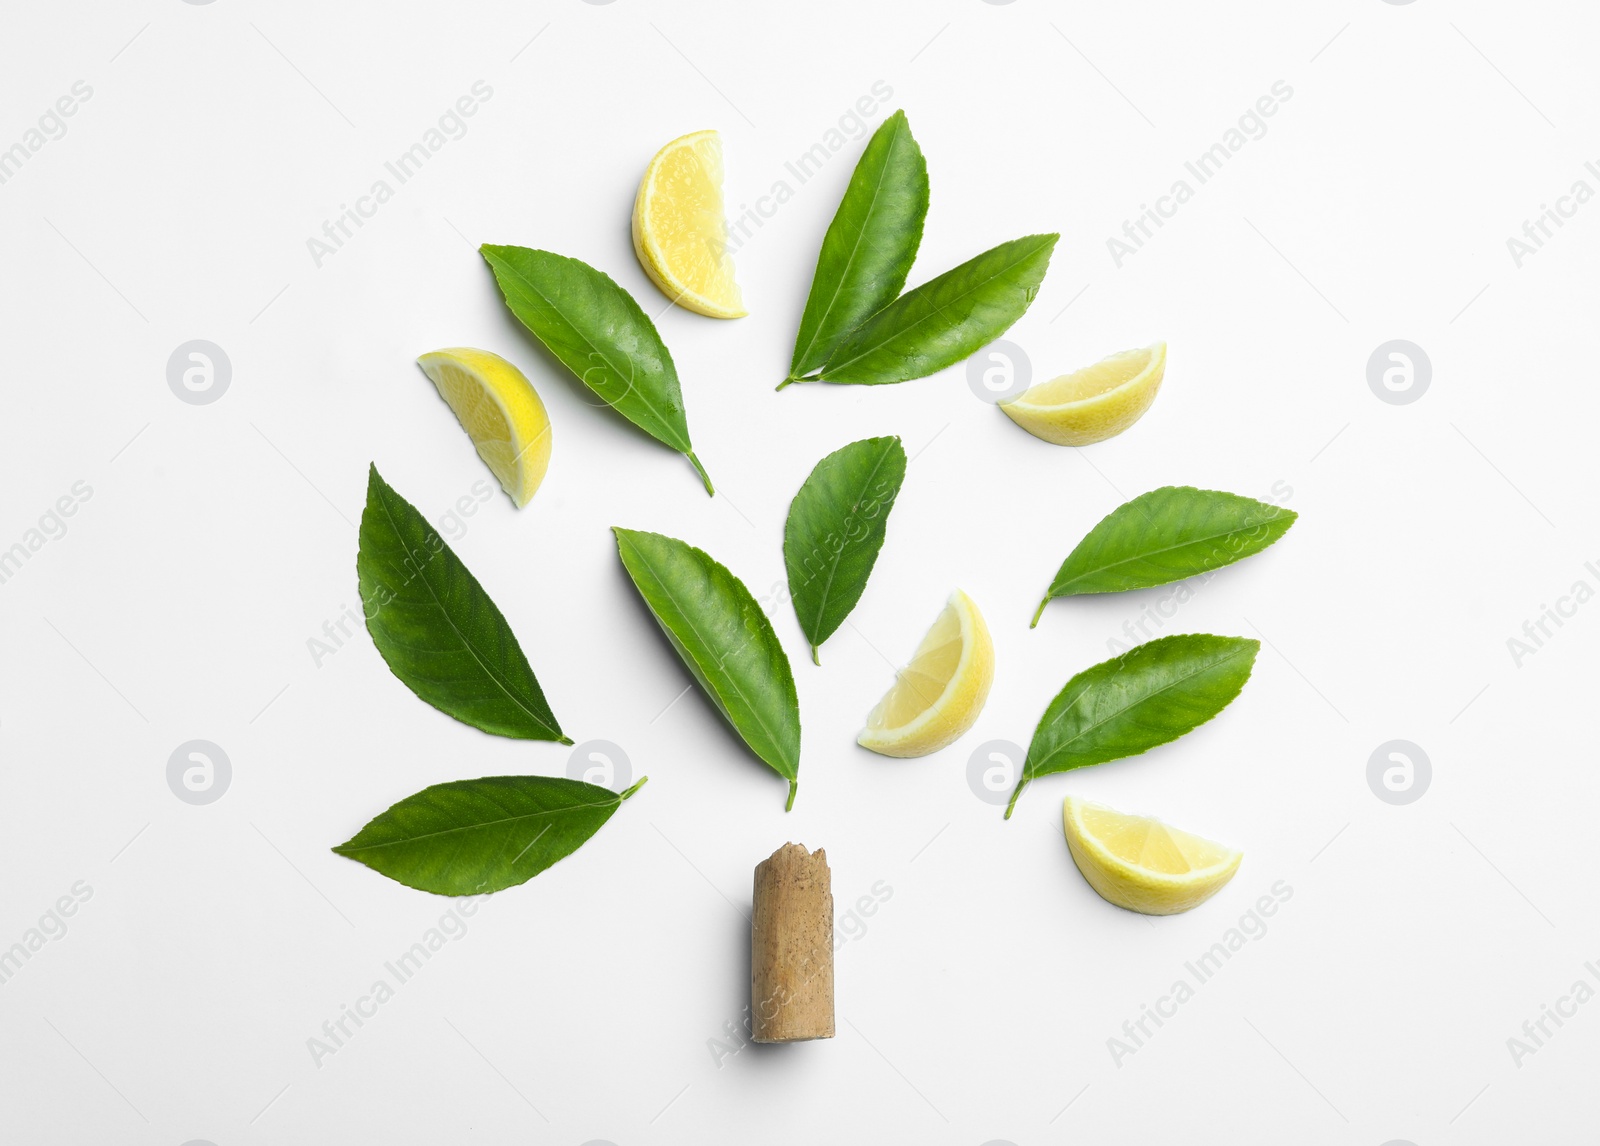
left=2, top=1, right=1596, bottom=1142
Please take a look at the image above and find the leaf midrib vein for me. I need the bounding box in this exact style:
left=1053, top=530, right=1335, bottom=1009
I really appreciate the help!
left=1055, top=514, right=1291, bottom=591
left=626, top=539, right=793, bottom=772
left=1034, top=645, right=1252, bottom=771
left=823, top=239, right=1044, bottom=376
left=374, top=488, right=559, bottom=738
left=340, top=797, right=618, bottom=854
left=491, top=251, right=688, bottom=452
left=793, top=121, right=915, bottom=370
left=801, top=442, right=897, bottom=639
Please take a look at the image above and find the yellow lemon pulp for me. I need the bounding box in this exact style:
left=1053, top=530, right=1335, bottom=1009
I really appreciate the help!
left=631, top=129, right=746, bottom=318
left=1062, top=795, right=1241, bottom=915
left=416, top=348, right=552, bottom=508
left=858, top=590, right=994, bottom=758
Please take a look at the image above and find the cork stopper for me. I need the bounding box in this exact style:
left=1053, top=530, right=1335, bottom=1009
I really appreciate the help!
left=750, top=842, right=835, bottom=1042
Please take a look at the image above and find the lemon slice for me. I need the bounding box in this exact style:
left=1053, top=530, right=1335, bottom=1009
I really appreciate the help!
left=1062, top=796, right=1241, bottom=915
left=1000, top=342, right=1166, bottom=446
left=632, top=129, right=747, bottom=318
left=857, top=590, right=994, bottom=758
left=417, top=348, right=552, bottom=508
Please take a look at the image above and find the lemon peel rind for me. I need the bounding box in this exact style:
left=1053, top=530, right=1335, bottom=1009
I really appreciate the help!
left=1000, top=342, right=1166, bottom=447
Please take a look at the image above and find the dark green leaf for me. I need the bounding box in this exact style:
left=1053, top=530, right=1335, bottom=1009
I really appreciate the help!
left=783, top=436, right=907, bottom=663
left=814, top=233, right=1058, bottom=386
left=358, top=464, right=568, bottom=743
left=480, top=244, right=713, bottom=494
left=786, top=111, right=928, bottom=383
left=1033, top=487, right=1298, bottom=625
left=613, top=528, right=801, bottom=809
left=333, top=774, right=646, bottom=896
left=1006, top=634, right=1259, bottom=818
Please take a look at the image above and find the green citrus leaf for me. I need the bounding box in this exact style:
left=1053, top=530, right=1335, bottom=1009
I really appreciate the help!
left=333, top=775, right=646, bottom=896
left=1006, top=634, right=1259, bottom=818
left=480, top=244, right=713, bottom=494
left=786, top=111, right=928, bottom=383
left=783, top=436, right=906, bottom=663
left=1033, top=487, right=1298, bottom=626
left=813, top=233, right=1058, bottom=386
left=613, top=528, right=801, bottom=809
left=358, top=464, right=568, bottom=743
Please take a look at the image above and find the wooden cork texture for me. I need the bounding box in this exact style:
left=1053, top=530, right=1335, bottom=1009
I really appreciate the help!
left=750, top=842, right=835, bottom=1042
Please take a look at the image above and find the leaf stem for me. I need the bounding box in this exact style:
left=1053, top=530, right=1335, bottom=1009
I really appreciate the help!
left=1004, top=778, right=1028, bottom=820
left=776, top=377, right=798, bottom=391
left=810, top=645, right=820, bottom=666
left=557, top=734, right=574, bottom=746
left=785, top=779, right=798, bottom=812
left=1029, top=598, right=1049, bottom=629
left=620, top=776, right=650, bottom=801
left=687, top=451, right=715, bottom=496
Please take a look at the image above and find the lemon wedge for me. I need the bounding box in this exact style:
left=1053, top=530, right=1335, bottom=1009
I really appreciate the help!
left=631, top=129, right=746, bottom=318
left=857, top=590, right=994, bottom=758
left=1000, top=342, right=1166, bottom=446
left=417, top=348, right=552, bottom=508
left=1062, top=796, right=1241, bottom=915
